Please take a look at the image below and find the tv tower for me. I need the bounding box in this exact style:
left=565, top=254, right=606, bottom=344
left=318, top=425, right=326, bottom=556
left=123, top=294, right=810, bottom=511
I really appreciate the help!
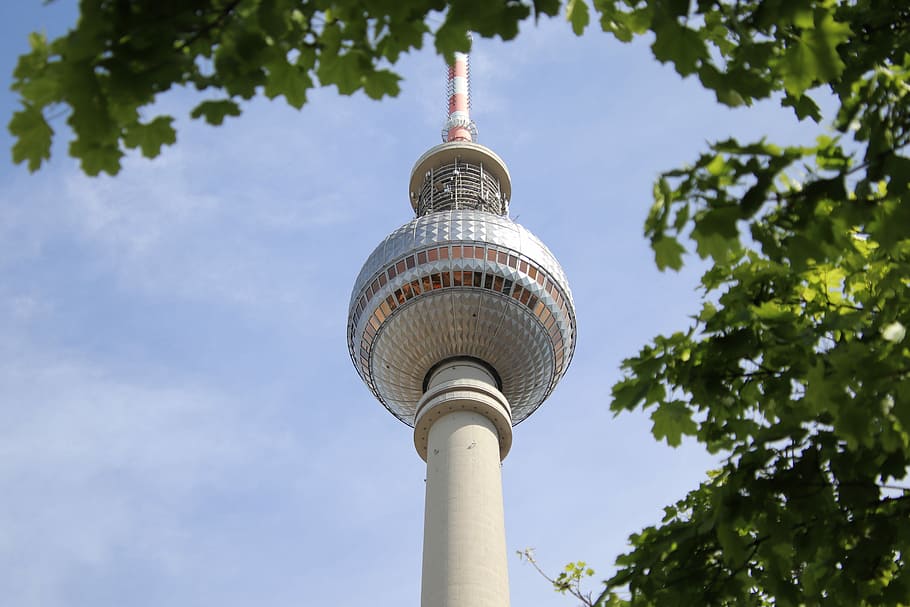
left=347, top=43, right=576, bottom=607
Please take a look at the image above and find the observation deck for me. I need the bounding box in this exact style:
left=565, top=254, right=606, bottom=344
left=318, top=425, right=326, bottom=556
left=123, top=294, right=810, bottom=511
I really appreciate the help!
left=409, top=142, right=511, bottom=216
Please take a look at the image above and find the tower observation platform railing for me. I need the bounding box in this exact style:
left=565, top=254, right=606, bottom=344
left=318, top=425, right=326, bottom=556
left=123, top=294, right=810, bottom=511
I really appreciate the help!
left=413, top=159, right=509, bottom=217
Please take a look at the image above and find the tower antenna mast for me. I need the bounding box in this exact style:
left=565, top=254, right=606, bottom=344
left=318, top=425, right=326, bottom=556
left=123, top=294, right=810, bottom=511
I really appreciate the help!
left=442, top=36, right=479, bottom=143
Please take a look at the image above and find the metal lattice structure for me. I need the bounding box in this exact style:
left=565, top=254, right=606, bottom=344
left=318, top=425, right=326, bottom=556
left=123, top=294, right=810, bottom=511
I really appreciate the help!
left=413, top=159, right=507, bottom=216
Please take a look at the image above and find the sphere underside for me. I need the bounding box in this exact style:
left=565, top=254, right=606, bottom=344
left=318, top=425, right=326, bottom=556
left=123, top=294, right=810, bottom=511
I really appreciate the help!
left=348, top=210, right=576, bottom=426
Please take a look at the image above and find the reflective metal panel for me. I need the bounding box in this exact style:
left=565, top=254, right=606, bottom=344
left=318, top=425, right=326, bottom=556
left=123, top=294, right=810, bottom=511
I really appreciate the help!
left=348, top=210, right=576, bottom=426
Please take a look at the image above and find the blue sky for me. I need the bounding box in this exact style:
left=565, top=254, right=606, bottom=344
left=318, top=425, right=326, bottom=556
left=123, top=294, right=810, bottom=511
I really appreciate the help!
left=0, top=4, right=833, bottom=607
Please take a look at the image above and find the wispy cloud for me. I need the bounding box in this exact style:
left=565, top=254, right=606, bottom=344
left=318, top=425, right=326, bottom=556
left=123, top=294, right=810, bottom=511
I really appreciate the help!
left=0, top=340, right=289, bottom=606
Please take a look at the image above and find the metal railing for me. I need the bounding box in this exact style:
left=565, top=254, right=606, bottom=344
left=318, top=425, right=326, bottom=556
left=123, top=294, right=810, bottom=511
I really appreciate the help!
left=414, top=160, right=508, bottom=216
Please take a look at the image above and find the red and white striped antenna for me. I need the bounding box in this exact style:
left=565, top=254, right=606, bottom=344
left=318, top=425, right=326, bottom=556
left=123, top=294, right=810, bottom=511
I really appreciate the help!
left=442, top=36, right=478, bottom=143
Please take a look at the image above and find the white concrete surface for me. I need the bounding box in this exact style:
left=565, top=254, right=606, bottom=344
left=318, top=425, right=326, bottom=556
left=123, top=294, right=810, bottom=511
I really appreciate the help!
left=416, top=360, right=512, bottom=607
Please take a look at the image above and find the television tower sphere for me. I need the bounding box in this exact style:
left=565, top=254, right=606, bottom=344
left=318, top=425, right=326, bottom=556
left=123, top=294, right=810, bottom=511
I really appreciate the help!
left=347, top=138, right=576, bottom=428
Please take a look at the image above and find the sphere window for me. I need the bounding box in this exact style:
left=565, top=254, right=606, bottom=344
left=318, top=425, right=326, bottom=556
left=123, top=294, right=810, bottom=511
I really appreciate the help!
left=353, top=244, right=574, bottom=376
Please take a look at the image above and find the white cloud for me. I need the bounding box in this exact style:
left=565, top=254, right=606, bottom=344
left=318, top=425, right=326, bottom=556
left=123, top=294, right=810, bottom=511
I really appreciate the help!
left=0, top=136, right=355, bottom=319
left=0, top=342, right=289, bottom=606
left=2, top=293, right=52, bottom=323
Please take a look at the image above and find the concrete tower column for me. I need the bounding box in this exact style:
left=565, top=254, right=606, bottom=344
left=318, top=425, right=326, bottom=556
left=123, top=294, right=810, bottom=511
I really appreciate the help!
left=414, top=359, right=514, bottom=607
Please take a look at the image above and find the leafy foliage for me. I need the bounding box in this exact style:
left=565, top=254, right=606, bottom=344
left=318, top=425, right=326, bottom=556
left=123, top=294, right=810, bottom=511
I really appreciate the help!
left=12, top=1, right=910, bottom=605
left=594, top=1, right=910, bottom=605
left=519, top=549, right=600, bottom=606
left=9, top=0, right=563, bottom=175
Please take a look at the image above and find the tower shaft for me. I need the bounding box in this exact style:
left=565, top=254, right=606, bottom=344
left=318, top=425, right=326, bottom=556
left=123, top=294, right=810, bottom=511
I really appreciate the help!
left=415, top=360, right=513, bottom=607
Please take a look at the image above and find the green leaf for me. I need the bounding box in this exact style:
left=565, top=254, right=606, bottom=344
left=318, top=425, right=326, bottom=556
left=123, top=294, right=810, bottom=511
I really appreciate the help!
left=566, top=0, right=590, bottom=36
left=265, top=59, right=312, bottom=109
left=650, top=401, right=697, bottom=446
left=8, top=104, right=53, bottom=172
left=122, top=116, right=176, bottom=158
left=532, top=0, right=561, bottom=18
left=705, top=154, right=727, bottom=176
left=257, top=0, right=290, bottom=37
left=17, top=69, right=61, bottom=107
left=651, top=20, right=708, bottom=76
left=691, top=207, right=740, bottom=261
left=740, top=173, right=774, bottom=216
left=434, top=21, right=472, bottom=63
left=317, top=50, right=364, bottom=95
left=779, top=11, right=851, bottom=95
left=652, top=235, right=686, bottom=271
left=626, top=7, right=653, bottom=34
left=190, top=99, right=242, bottom=125
left=781, top=93, right=822, bottom=122
left=611, top=376, right=650, bottom=412
left=715, top=521, right=746, bottom=565
left=69, top=137, right=123, bottom=176
left=752, top=300, right=794, bottom=322
left=363, top=69, right=402, bottom=100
